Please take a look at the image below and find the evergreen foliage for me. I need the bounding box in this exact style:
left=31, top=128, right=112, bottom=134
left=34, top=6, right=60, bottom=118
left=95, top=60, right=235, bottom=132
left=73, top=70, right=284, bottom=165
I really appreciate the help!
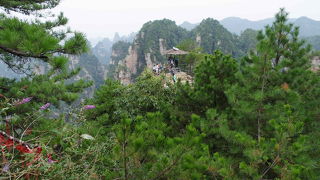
left=0, top=0, right=60, bottom=14
left=176, top=39, right=204, bottom=75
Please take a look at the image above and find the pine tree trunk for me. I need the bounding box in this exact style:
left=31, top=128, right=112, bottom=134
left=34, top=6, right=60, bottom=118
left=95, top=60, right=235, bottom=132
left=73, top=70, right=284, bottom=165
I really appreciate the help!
left=257, top=54, right=268, bottom=142
left=122, top=128, right=128, bottom=180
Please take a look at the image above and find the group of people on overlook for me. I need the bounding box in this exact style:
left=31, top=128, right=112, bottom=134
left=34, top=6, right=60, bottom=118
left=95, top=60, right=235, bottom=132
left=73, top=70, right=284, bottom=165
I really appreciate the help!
left=152, top=55, right=179, bottom=75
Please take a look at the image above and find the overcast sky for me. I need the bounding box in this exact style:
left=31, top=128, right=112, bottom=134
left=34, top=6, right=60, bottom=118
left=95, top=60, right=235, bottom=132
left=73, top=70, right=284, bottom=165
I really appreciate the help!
left=53, top=0, right=320, bottom=40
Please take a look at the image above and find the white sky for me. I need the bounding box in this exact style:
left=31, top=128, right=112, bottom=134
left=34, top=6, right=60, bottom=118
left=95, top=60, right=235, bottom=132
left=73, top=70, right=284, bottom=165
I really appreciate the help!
left=53, top=0, right=320, bottom=40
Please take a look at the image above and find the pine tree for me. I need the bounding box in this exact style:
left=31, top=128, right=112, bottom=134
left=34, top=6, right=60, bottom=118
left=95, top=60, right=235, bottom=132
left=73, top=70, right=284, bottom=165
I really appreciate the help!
left=198, top=8, right=320, bottom=179
left=0, top=1, right=88, bottom=94
left=0, top=0, right=90, bottom=160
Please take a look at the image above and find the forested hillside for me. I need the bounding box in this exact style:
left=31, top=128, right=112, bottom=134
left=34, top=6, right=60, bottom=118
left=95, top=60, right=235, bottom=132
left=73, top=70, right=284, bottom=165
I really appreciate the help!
left=305, top=35, right=320, bottom=50
left=0, top=1, right=320, bottom=179
left=190, top=18, right=243, bottom=56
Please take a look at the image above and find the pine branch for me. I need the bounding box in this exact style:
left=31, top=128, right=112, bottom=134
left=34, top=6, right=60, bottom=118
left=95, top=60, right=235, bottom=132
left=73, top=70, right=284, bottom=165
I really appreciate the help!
left=0, top=86, right=9, bottom=91
left=0, top=44, right=49, bottom=60
left=257, top=54, right=268, bottom=142
left=0, top=0, right=60, bottom=15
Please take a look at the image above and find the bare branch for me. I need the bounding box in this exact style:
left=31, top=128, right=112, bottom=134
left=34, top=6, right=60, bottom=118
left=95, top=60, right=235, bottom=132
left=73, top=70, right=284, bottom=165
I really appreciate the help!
left=0, top=130, right=34, bottom=149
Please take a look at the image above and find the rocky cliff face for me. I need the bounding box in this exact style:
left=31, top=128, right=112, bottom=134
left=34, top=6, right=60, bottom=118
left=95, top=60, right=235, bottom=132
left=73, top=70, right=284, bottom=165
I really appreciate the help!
left=117, top=44, right=139, bottom=85
left=107, top=41, right=131, bottom=81
left=111, top=38, right=172, bottom=84
left=115, top=38, right=169, bottom=85
left=311, top=56, right=320, bottom=72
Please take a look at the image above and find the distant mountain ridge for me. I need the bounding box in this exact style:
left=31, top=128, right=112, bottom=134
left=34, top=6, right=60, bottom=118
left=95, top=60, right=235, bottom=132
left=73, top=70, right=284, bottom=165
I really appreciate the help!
left=220, top=16, right=320, bottom=37
left=180, top=21, right=199, bottom=31
left=179, top=17, right=320, bottom=37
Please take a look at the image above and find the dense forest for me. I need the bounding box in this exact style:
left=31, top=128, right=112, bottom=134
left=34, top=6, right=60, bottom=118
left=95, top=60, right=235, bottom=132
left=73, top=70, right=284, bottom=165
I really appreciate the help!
left=0, top=1, right=320, bottom=180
